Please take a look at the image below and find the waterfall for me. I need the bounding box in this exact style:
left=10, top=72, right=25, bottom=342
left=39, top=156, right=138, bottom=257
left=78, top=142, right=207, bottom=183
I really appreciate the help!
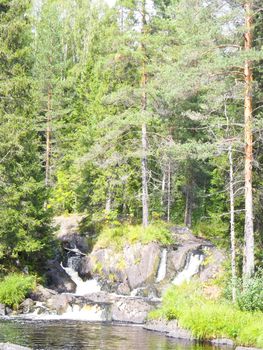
left=156, top=249, right=167, bottom=283
left=61, top=256, right=101, bottom=296
left=172, top=251, right=204, bottom=286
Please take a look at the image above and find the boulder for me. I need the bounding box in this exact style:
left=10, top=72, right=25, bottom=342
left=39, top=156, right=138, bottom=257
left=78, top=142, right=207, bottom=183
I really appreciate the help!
left=29, top=285, right=57, bottom=302
left=116, top=282, right=130, bottom=295
left=111, top=297, right=157, bottom=324
left=18, top=299, right=34, bottom=314
left=47, top=294, right=74, bottom=314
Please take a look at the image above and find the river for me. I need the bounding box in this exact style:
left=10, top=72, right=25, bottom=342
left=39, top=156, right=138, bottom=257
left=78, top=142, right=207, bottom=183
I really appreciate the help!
left=0, top=319, right=222, bottom=350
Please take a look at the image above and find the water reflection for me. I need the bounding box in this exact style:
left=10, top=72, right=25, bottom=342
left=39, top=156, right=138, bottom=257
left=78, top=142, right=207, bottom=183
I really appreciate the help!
left=0, top=319, right=217, bottom=350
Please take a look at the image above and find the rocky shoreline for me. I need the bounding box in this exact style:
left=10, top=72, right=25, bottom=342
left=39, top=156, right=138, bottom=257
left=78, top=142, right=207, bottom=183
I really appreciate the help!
left=143, top=319, right=262, bottom=350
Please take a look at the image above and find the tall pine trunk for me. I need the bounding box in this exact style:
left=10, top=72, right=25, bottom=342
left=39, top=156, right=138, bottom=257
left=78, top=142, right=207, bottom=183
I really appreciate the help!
left=167, top=160, right=171, bottom=222
left=243, top=0, right=254, bottom=278
left=141, top=0, right=149, bottom=228
left=45, top=85, right=52, bottom=187
left=228, top=144, right=236, bottom=302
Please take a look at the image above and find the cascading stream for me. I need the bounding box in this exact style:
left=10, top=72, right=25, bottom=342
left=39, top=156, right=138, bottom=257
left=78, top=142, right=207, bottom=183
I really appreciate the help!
left=156, top=249, right=167, bottom=283
left=61, top=255, right=101, bottom=296
left=172, top=251, right=204, bottom=286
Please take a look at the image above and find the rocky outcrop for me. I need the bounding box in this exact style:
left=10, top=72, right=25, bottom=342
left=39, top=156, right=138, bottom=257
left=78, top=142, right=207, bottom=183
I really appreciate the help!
left=144, top=319, right=195, bottom=341
left=54, top=214, right=88, bottom=253
left=16, top=290, right=159, bottom=324
left=77, top=226, right=225, bottom=296
left=79, top=242, right=161, bottom=294
left=49, top=217, right=225, bottom=302
left=0, top=344, right=31, bottom=350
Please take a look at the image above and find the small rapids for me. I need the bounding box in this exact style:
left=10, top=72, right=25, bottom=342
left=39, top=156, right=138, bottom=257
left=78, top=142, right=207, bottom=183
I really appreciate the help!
left=61, top=255, right=101, bottom=296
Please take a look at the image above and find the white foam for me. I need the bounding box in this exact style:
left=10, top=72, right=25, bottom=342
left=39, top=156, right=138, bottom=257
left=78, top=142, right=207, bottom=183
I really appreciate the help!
left=173, top=252, right=204, bottom=286
left=60, top=262, right=101, bottom=296
left=156, top=249, right=167, bottom=283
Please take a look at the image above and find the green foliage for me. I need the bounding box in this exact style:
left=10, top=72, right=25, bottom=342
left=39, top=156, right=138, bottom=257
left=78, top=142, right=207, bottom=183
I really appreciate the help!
left=94, top=221, right=173, bottom=250
left=148, top=283, right=263, bottom=347
left=0, top=0, right=54, bottom=272
left=236, top=270, right=263, bottom=312
left=0, top=274, right=36, bottom=308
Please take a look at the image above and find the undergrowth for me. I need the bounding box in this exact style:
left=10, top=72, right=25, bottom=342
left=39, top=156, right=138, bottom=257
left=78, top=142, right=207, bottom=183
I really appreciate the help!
left=94, top=221, right=173, bottom=250
left=148, top=283, right=263, bottom=348
left=0, top=273, right=36, bottom=308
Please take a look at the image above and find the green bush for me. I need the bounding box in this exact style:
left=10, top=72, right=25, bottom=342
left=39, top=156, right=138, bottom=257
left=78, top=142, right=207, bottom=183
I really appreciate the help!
left=148, top=283, right=263, bottom=347
left=94, top=221, right=173, bottom=250
left=236, top=270, right=263, bottom=312
left=0, top=273, right=36, bottom=308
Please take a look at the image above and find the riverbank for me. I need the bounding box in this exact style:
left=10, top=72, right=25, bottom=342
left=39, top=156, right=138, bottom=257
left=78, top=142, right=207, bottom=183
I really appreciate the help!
left=144, top=320, right=262, bottom=350
left=146, top=283, right=263, bottom=349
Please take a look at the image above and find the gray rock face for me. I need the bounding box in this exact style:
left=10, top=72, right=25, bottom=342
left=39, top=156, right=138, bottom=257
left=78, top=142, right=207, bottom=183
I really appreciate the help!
left=0, top=344, right=31, bottom=350
left=80, top=242, right=161, bottom=293
left=51, top=219, right=225, bottom=298
left=78, top=228, right=225, bottom=296
left=45, top=259, right=76, bottom=293
left=124, top=243, right=160, bottom=289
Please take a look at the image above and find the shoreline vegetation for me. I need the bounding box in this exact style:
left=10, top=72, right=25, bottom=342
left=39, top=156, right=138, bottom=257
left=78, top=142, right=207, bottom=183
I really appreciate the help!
left=148, top=283, right=263, bottom=348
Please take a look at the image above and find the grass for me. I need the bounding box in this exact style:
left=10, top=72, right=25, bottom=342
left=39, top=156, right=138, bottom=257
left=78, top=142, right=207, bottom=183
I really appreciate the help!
left=94, top=221, right=173, bottom=250
left=0, top=273, right=36, bottom=308
left=148, top=283, right=263, bottom=348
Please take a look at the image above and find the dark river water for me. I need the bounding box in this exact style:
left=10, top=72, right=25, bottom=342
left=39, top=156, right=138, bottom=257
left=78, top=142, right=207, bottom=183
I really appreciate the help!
left=0, top=319, right=219, bottom=350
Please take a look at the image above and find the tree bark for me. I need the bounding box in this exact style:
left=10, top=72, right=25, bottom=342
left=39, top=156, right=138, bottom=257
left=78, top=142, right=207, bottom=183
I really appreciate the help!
left=141, top=0, right=149, bottom=228
left=184, top=184, right=193, bottom=228
left=45, top=85, right=52, bottom=187
left=228, top=144, right=236, bottom=302
left=167, top=160, right=171, bottom=222
left=161, top=171, right=166, bottom=206
left=243, top=0, right=254, bottom=278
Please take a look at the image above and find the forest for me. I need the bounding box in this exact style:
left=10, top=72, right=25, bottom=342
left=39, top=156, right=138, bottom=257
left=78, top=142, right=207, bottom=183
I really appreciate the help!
left=0, top=0, right=262, bottom=348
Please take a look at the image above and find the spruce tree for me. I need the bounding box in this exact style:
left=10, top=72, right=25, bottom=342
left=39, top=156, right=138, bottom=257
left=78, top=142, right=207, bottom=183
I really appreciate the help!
left=0, top=0, right=53, bottom=272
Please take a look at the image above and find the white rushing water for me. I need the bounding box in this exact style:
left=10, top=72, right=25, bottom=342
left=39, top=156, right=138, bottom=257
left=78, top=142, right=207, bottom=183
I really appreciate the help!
left=60, top=262, right=101, bottom=296
left=172, top=252, right=204, bottom=286
left=29, top=303, right=107, bottom=321
left=156, top=249, right=167, bottom=283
